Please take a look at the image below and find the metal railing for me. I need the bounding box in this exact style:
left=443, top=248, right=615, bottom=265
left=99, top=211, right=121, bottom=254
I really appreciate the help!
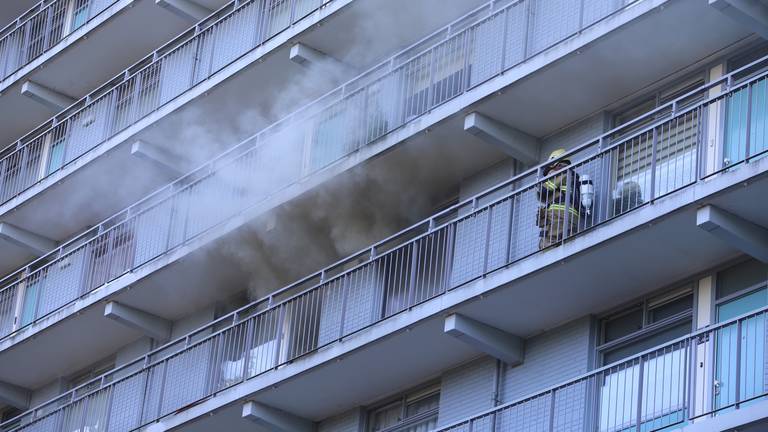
left=3, top=20, right=768, bottom=432
left=436, top=305, right=768, bottom=432
left=0, top=0, right=119, bottom=82
left=0, top=0, right=334, bottom=206
left=0, top=0, right=643, bottom=342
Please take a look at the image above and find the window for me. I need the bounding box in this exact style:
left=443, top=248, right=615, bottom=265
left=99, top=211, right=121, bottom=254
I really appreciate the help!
left=369, top=385, right=440, bottom=432
left=599, top=285, right=694, bottom=363
left=597, top=285, right=694, bottom=432
left=610, top=74, right=706, bottom=212
left=713, top=259, right=768, bottom=410
left=69, top=0, right=90, bottom=31
left=722, top=45, right=768, bottom=169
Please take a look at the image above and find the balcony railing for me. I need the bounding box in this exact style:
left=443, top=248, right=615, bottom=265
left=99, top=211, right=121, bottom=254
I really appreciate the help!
left=3, top=29, right=767, bottom=432
left=436, top=305, right=768, bottom=432
left=0, top=0, right=119, bottom=82
left=0, top=0, right=334, bottom=206
left=0, top=0, right=644, bottom=342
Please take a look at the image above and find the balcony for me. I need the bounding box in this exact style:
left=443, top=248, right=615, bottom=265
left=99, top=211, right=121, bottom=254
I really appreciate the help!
left=3, top=47, right=768, bottom=432
left=0, top=0, right=206, bottom=142
left=0, top=0, right=485, bottom=275
left=435, top=306, right=768, bottom=432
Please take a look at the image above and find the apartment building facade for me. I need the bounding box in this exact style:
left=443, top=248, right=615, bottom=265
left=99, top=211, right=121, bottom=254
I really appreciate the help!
left=0, top=0, right=766, bottom=431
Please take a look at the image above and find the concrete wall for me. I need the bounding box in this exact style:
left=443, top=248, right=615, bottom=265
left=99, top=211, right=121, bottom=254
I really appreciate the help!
left=541, top=111, right=609, bottom=160
left=501, top=316, right=594, bottom=402
left=437, top=357, right=497, bottom=427
left=318, top=407, right=365, bottom=432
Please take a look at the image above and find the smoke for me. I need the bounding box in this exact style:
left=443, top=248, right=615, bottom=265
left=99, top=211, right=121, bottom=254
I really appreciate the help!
left=166, top=0, right=488, bottom=303
left=46, top=0, right=487, bottom=307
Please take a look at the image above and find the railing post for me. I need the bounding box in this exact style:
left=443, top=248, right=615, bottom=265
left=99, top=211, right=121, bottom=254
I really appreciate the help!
left=687, top=336, right=698, bottom=421
left=635, top=357, right=645, bottom=432
left=744, top=84, right=753, bottom=161
left=522, top=0, right=532, bottom=60
left=548, top=389, right=556, bottom=432
left=101, top=375, right=117, bottom=432
left=137, top=356, right=152, bottom=428
left=338, top=275, right=349, bottom=340
left=407, top=242, right=420, bottom=307
left=42, top=4, right=53, bottom=52
left=239, top=317, right=256, bottom=383
left=289, top=0, right=298, bottom=24
left=562, top=168, right=572, bottom=242
left=482, top=206, right=494, bottom=274
left=272, top=304, right=287, bottom=366
left=734, top=319, right=742, bottom=408
left=499, top=6, right=510, bottom=71
left=649, top=126, right=658, bottom=202
left=155, top=359, right=170, bottom=417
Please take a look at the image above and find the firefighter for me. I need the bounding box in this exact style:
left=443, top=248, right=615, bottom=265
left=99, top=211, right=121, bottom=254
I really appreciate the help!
left=536, top=149, right=581, bottom=249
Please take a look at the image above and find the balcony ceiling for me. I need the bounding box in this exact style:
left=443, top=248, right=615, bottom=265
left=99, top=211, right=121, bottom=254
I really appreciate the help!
left=0, top=0, right=39, bottom=29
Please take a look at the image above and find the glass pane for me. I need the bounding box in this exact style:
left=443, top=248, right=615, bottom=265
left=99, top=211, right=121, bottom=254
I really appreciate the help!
left=405, top=394, right=439, bottom=417
left=371, top=403, right=402, bottom=431
left=714, top=313, right=766, bottom=409
left=21, top=281, right=40, bottom=326
left=604, top=308, right=643, bottom=344
left=717, top=259, right=768, bottom=301
left=648, top=293, right=693, bottom=324
left=723, top=79, right=768, bottom=168
left=47, top=139, right=66, bottom=175
left=599, top=345, right=689, bottom=432
left=603, top=322, right=691, bottom=365
left=718, top=288, right=768, bottom=322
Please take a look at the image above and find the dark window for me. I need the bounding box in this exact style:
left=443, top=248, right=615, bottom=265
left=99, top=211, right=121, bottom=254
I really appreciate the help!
left=369, top=385, right=440, bottom=432
left=598, top=284, right=693, bottom=364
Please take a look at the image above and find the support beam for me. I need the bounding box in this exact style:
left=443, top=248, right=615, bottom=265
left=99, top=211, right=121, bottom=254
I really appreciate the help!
left=444, top=313, right=524, bottom=366
left=463, top=112, right=540, bottom=166
left=0, top=222, right=57, bottom=256
left=155, top=0, right=212, bottom=21
left=697, top=205, right=768, bottom=263
left=104, top=301, right=171, bottom=341
left=242, top=401, right=315, bottom=432
left=0, top=381, right=30, bottom=410
left=710, top=0, right=768, bottom=39
left=289, top=43, right=356, bottom=75
left=20, top=81, right=76, bottom=112
left=130, top=140, right=189, bottom=176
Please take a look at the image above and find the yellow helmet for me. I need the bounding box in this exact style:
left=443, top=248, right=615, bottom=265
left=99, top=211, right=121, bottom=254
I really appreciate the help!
left=548, top=149, right=570, bottom=164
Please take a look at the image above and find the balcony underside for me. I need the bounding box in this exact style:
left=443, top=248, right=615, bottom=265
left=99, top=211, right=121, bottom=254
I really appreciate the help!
left=161, top=156, right=768, bottom=432
left=0, top=1, right=40, bottom=29
left=0, top=0, right=487, bottom=275
left=0, top=0, right=198, bottom=144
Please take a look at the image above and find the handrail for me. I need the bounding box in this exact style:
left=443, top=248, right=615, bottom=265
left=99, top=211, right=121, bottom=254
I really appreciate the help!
left=4, top=13, right=767, bottom=431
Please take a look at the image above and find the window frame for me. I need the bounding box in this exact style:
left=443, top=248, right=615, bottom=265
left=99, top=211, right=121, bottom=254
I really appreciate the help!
left=596, top=284, right=694, bottom=366
left=366, top=382, right=440, bottom=432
